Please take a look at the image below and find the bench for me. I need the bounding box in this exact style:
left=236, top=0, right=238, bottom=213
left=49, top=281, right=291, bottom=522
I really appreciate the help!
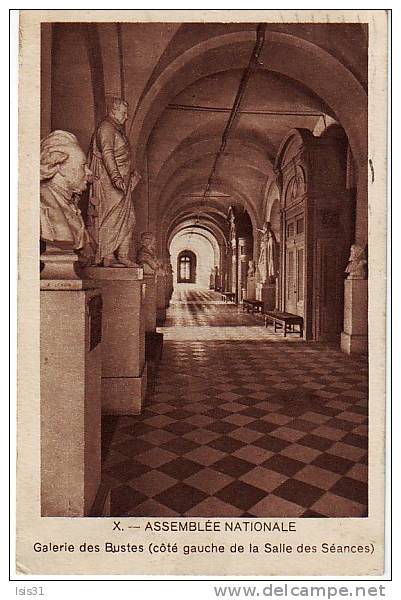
left=222, top=291, right=236, bottom=303
left=242, top=299, right=264, bottom=313
left=264, top=311, right=304, bottom=337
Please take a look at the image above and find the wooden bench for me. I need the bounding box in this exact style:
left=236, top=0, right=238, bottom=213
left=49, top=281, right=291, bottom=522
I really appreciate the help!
left=242, top=299, right=264, bottom=313
left=264, top=311, right=304, bottom=337
left=222, top=291, right=236, bottom=303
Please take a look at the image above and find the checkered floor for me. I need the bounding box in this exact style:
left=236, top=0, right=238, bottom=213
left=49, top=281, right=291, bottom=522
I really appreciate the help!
left=102, top=288, right=368, bottom=518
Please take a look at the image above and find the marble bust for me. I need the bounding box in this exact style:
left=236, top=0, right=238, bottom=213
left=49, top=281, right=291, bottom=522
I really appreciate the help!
left=40, top=130, right=95, bottom=280
left=136, top=232, right=164, bottom=275
left=345, top=244, right=367, bottom=280
left=40, top=130, right=93, bottom=256
left=247, top=260, right=256, bottom=278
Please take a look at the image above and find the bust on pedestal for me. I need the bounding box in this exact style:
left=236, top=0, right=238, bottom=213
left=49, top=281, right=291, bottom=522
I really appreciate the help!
left=209, top=268, right=215, bottom=290
left=246, top=260, right=256, bottom=300
left=40, top=130, right=103, bottom=516
left=165, top=260, right=174, bottom=306
left=137, top=232, right=168, bottom=325
left=341, top=244, right=368, bottom=354
left=137, top=233, right=164, bottom=362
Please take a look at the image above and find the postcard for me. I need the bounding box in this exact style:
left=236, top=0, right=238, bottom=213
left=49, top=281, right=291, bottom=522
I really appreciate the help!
left=15, top=9, right=388, bottom=577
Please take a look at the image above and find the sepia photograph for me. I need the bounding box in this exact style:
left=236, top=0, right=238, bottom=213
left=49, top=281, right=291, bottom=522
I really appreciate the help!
left=15, top=9, right=388, bottom=577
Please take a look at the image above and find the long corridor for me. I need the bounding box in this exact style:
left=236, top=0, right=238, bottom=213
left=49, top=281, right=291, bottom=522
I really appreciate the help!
left=102, top=290, right=368, bottom=518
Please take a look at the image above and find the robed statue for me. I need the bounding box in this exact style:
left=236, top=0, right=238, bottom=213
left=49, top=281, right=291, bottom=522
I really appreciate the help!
left=87, top=98, right=141, bottom=267
left=257, top=221, right=279, bottom=283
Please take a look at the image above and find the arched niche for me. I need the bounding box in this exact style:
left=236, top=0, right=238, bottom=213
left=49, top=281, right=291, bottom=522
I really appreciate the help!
left=177, top=250, right=197, bottom=284
left=170, top=228, right=217, bottom=289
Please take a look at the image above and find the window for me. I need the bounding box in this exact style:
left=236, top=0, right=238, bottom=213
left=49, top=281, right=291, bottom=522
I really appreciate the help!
left=180, top=256, right=191, bottom=281
left=177, top=251, right=197, bottom=283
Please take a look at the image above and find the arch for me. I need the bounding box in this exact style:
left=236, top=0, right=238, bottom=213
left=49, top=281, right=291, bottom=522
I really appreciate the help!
left=170, top=228, right=218, bottom=289
left=159, top=178, right=261, bottom=250
left=274, top=128, right=315, bottom=172
left=269, top=199, right=281, bottom=243
left=264, top=180, right=281, bottom=225
left=170, top=224, right=223, bottom=264
left=132, top=29, right=367, bottom=179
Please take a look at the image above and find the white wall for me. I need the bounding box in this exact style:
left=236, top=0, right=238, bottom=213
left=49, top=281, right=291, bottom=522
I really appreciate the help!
left=170, top=231, right=217, bottom=289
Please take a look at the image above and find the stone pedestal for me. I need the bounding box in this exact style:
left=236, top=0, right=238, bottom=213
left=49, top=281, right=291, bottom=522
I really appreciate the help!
left=246, top=277, right=256, bottom=300
left=256, top=282, right=276, bottom=311
left=84, top=266, right=147, bottom=415
left=143, top=273, right=157, bottom=332
left=156, top=273, right=167, bottom=324
left=341, top=279, right=368, bottom=354
left=40, top=279, right=102, bottom=516
left=165, top=273, right=173, bottom=307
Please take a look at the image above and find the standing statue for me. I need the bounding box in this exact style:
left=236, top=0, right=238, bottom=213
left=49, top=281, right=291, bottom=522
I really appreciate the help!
left=345, top=244, right=367, bottom=280
left=209, top=268, right=215, bottom=290
left=267, top=228, right=279, bottom=281
left=136, top=232, right=164, bottom=275
left=40, top=130, right=94, bottom=262
left=257, top=222, right=279, bottom=283
left=87, top=97, right=141, bottom=267
left=214, top=266, right=220, bottom=291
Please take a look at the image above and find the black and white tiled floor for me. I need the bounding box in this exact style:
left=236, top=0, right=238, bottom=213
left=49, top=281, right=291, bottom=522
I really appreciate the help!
left=102, top=288, right=368, bottom=518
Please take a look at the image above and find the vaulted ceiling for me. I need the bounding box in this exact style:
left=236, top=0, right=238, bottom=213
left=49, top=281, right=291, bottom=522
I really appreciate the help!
left=45, top=21, right=368, bottom=254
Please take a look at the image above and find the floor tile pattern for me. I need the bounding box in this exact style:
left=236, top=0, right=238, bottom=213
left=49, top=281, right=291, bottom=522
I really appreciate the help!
left=102, top=288, right=368, bottom=518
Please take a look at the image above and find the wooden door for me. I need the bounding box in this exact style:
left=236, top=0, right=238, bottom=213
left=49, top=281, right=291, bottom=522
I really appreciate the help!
left=285, top=216, right=305, bottom=317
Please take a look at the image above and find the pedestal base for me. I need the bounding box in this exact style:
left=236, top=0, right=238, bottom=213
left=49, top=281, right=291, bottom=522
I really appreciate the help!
left=84, top=266, right=147, bottom=413
left=256, top=283, right=276, bottom=311
left=340, top=279, right=368, bottom=354
left=102, top=363, right=148, bottom=415
left=40, top=282, right=102, bottom=516
left=146, top=331, right=164, bottom=364
left=143, top=273, right=157, bottom=332
left=157, top=274, right=167, bottom=324
left=246, top=278, right=256, bottom=300
left=340, top=331, right=368, bottom=354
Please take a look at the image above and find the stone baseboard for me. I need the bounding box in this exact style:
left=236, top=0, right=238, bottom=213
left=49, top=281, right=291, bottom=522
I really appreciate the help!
left=340, top=331, right=368, bottom=355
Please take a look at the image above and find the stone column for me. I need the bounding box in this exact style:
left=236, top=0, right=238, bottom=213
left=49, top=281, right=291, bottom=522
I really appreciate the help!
left=84, top=266, right=147, bottom=414
left=341, top=279, right=368, bottom=354
left=40, top=278, right=102, bottom=516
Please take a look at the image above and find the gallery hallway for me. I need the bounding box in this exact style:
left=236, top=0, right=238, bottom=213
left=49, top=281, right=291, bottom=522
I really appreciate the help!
left=101, top=289, right=368, bottom=518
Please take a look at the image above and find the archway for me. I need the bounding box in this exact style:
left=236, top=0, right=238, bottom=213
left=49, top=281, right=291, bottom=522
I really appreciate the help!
left=170, top=227, right=218, bottom=289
